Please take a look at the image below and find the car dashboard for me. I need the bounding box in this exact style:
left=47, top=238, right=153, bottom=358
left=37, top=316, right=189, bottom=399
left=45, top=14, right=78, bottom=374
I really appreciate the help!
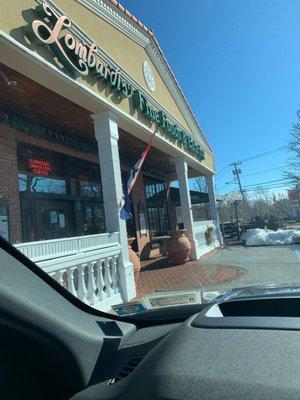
left=73, top=297, right=300, bottom=400
left=1, top=241, right=300, bottom=400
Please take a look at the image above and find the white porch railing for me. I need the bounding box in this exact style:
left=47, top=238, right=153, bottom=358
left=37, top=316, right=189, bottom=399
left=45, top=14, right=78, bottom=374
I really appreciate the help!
left=193, top=220, right=219, bottom=257
left=15, top=233, right=124, bottom=311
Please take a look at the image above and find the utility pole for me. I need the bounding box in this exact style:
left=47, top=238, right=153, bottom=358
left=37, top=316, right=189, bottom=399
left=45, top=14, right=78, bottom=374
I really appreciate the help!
left=231, top=162, right=245, bottom=201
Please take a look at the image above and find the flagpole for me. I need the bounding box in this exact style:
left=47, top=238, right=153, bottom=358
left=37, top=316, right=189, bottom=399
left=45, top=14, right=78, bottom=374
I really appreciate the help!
left=127, top=131, right=156, bottom=195
left=120, top=131, right=156, bottom=220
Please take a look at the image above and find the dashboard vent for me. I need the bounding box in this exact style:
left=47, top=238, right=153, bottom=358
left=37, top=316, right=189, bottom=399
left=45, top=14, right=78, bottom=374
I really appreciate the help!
left=110, top=355, right=145, bottom=384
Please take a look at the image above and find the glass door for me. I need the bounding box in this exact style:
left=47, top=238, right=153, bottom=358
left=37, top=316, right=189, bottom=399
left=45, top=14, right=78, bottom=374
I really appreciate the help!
left=81, top=202, right=105, bottom=236
left=34, top=200, right=75, bottom=240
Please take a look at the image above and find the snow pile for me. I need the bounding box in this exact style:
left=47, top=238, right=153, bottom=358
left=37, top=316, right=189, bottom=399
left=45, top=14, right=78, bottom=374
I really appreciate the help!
left=242, top=228, right=300, bottom=246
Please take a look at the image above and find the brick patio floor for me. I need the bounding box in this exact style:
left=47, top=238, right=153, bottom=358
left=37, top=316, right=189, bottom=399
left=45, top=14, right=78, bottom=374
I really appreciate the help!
left=135, top=252, right=246, bottom=300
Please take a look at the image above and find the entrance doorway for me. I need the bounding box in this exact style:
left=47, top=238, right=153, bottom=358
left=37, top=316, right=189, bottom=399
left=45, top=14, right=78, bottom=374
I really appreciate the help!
left=34, top=200, right=74, bottom=240
left=81, top=202, right=105, bottom=236
left=20, top=194, right=106, bottom=242
left=144, top=177, right=170, bottom=237
left=18, top=143, right=106, bottom=243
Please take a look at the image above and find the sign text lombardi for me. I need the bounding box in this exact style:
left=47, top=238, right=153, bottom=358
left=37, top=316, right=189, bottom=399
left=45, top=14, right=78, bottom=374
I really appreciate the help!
left=25, top=2, right=204, bottom=160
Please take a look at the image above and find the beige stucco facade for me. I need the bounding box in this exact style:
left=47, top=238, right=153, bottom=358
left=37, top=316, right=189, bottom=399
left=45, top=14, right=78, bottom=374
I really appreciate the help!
left=0, top=0, right=215, bottom=173
left=0, top=0, right=223, bottom=311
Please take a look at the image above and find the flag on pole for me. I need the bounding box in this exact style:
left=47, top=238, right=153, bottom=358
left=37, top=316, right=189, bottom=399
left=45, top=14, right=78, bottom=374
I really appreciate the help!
left=120, top=134, right=154, bottom=220
left=165, top=180, right=172, bottom=205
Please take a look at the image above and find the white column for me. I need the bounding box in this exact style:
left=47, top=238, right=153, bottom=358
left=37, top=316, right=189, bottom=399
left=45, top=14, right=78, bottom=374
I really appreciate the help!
left=207, top=174, right=224, bottom=246
left=92, top=112, right=136, bottom=301
left=175, top=158, right=199, bottom=260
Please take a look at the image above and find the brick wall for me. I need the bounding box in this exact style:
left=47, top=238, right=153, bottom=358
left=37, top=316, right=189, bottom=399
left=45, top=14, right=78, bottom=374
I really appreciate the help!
left=0, top=121, right=101, bottom=244
left=0, top=120, right=153, bottom=253
left=0, top=123, right=22, bottom=243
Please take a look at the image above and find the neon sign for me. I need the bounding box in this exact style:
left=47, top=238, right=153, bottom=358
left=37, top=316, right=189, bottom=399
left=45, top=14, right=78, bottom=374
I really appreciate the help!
left=28, top=158, right=52, bottom=175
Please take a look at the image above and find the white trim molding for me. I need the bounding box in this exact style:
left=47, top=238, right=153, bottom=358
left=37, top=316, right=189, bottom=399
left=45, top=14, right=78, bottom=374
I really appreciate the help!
left=76, top=0, right=150, bottom=47
left=74, top=0, right=212, bottom=151
left=146, top=42, right=206, bottom=145
left=33, top=0, right=210, bottom=153
left=0, top=29, right=212, bottom=175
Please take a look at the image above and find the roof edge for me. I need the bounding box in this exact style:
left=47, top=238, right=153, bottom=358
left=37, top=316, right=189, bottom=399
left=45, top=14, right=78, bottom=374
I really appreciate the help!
left=108, top=0, right=154, bottom=36
left=106, top=0, right=213, bottom=152
left=75, top=0, right=213, bottom=153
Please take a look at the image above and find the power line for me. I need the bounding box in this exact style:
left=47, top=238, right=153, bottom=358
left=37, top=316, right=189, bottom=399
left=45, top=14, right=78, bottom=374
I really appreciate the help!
left=216, top=183, right=230, bottom=192
left=245, top=183, right=290, bottom=189
left=217, top=146, right=288, bottom=189
left=217, top=178, right=292, bottom=194
left=216, top=170, right=232, bottom=181
left=218, top=164, right=286, bottom=183
left=222, top=181, right=291, bottom=196
left=243, top=177, right=291, bottom=188
left=244, top=185, right=290, bottom=192
left=223, top=187, right=242, bottom=196
left=222, top=180, right=291, bottom=195
left=235, top=146, right=288, bottom=164
left=243, top=182, right=292, bottom=191
left=216, top=165, right=231, bottom=178
left=241, top=165, right=286, bottom=178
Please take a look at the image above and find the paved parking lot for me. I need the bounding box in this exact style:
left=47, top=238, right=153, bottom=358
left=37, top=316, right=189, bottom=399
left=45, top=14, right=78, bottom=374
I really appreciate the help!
left=136, top=245, right=300, bottom=300
left=201, top=244, right=300, bottom=292
left=136, top=254, right=245, bottom=299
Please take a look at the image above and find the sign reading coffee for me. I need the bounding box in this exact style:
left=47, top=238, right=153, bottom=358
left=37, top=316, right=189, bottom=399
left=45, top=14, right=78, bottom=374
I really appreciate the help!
left=28, top=158, right=52, bottom=175
left=24, top=2, right=204, bottom=160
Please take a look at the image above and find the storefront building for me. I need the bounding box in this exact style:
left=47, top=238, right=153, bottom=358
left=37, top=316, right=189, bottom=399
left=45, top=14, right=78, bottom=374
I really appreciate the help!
left=0, top=0, right=222, bottom=309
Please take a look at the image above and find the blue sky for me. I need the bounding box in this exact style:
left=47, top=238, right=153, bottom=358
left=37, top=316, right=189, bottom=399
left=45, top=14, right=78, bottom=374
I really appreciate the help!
left=121, top=0, right=300, bottom=196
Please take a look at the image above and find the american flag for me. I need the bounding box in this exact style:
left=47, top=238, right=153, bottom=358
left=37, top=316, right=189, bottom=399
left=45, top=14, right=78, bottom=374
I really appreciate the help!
left=120, top=134, right=154, bottom=220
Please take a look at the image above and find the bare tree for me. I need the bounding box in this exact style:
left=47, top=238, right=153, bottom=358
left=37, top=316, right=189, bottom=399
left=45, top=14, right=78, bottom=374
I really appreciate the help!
left=239, top=199, right=252, bottom=221
left=271, top=193, right=294, bottom=221
left=217, top=188, right=293, bottom=225
left=285, top=110, right=300, bottom=183
left=218, top=201, right=233, bottom=223
left=193, top=176, right=207, bottom=193
left=19, top=175, right=41, bottom=192
left=192, top=176, right=210, bottom=220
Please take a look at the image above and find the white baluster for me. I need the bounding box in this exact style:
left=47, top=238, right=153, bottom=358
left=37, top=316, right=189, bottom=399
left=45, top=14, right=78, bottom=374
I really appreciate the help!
left=77, top=264, right=88, bottom=304
left=111, top=255, right=119, bottom=294
left=104, top=258, right=113, bottom=297
left=55, top=269, right=65, bottom=287
left=95, top=260, right=105, bottom=301
left=49, top=272, right=55, bottom=281
left=87, top=261, right=97, bottom=306
left=67, top=267, right=77, bottom=297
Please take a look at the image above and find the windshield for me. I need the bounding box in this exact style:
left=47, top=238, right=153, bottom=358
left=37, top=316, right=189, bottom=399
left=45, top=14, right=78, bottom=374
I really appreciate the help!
left=1, top=0, right=300, bottom=317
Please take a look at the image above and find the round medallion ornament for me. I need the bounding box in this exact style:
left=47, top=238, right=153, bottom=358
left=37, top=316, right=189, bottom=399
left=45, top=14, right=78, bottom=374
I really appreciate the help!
left=143, top=61, right=156, bottom=92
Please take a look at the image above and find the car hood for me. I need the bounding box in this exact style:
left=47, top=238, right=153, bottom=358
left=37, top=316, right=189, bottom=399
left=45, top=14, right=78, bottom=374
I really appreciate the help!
left=213, top=283, right=300, bottom=304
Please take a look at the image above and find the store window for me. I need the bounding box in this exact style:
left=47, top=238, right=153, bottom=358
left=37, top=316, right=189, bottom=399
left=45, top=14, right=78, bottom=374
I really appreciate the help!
left=19, top=174, right=67, bottom=194
left=144, top=178, right=170, bottom=237
left=79, top=179, right=102, bottom=199
left=0, top=204, right=10, bottom=242
left=81, top=203, right=106, bottom=235
left=145, top=180, right=166, bottom=200
left=17, top=142, right=105, bottom=242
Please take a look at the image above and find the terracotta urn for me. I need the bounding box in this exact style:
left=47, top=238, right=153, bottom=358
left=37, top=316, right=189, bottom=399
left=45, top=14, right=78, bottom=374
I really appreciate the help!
left=166, top=229, right=191, bottom=264
left=128, top=237, right=141, bottom=281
